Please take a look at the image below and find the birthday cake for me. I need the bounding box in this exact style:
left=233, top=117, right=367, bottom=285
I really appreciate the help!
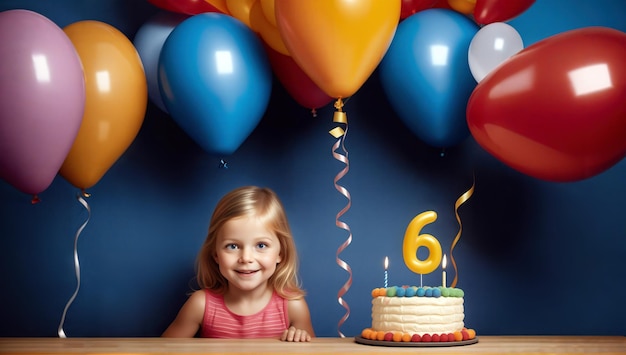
left=359, top=208, right=477, bottom=344
left=360, top=286, right=476, bottom=343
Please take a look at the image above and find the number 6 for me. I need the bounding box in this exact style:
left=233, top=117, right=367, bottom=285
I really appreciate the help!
left=402, top=210, right=442, bottom=275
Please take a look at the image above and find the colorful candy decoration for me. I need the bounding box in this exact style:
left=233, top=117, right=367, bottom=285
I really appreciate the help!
left=371, top=286, right=465, bottom=298
left=361, top=327, right=476, bottom=343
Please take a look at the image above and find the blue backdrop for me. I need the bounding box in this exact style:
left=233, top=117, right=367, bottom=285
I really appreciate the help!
left=1, top=0, right=625, bottom=337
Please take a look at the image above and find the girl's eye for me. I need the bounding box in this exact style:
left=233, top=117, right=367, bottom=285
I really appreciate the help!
left=257, top=242, right=267, bottom=249
left=226, top=244, right=238, bottom=250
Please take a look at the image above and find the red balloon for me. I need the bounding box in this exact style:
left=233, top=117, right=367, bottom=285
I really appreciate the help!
left=265, top=46, right=333, bottom=110
left=147, top=0, right=221, bottom=15
left=400, top=0, right=438, bottom=20
left=473, top=0, right=535, bottom=25
left=432, top=0, right=453, bottom=10
left=466, top=27, right=626, bottom=182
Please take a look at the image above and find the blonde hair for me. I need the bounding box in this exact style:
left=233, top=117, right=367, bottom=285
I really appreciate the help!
left=196, top=186, right=305, bottom=299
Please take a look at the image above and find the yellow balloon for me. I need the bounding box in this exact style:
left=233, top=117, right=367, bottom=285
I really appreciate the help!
left=448, top=0, right=476, bottom=15
left=205, top=0, right=230, bottom=14
left=226, top=0, right=257, bottom=28
left=259, top=0, right=276, bottom=26
left=402, top=211, right=442, bottom=275
left=61, top=21, right=147, bottom=190
left=275, top=0, right=400, bottom=98
left=249, top=0, right=289, bottom=55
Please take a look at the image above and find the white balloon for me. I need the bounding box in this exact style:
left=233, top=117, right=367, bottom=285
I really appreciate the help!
left=468, top=22, right=524, bottom=82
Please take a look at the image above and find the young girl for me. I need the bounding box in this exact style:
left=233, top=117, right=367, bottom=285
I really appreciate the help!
left=162, top=186, right=315, bottom=342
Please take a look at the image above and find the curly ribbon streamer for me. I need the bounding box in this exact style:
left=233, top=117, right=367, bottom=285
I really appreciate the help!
left=449, top=175, right=475, bottom=288
left=330, top=98, right=352, bottom=337
left=58, top=191, right=91, bottom=338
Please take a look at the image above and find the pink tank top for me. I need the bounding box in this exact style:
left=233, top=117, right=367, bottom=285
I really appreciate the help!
left=200, top=289, right=289, bottom=338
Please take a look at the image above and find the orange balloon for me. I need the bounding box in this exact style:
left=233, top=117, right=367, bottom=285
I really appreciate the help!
left=448, top=0, right=476, bottom=14
left=275, top=0, right=400, bottom=98
left=204, top=0, right=230, bottom=14
left=259, top=0, right=276, bottom=26
left=249, top=1, right=289, bottom=55
left=61, top=21, right=147, bottom=190
left=226, top=0, right=256, bottom=28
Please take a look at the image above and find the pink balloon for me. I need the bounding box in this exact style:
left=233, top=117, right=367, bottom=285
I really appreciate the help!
left=0, top=10, right=85, bottom=196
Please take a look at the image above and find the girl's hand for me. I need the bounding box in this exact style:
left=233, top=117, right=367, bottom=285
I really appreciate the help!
left=285, top=298, right=315, bottom=341
left=280, top=326, right=312, bottom=342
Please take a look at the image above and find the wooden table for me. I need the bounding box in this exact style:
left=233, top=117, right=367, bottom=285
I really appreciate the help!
left=0, top=336, right=624, bottom=354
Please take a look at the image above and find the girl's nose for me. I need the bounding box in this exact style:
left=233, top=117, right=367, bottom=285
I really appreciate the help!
left=239, top=248, right=253, bottom=263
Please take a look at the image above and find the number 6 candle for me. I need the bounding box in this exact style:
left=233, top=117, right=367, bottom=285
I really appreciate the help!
left=402, top=210, right=442, bottom=278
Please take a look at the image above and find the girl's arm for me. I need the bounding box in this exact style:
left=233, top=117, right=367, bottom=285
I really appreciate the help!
left=281, top=298, right=315, bottom=342
left=161, top=290, right=206, bottom=337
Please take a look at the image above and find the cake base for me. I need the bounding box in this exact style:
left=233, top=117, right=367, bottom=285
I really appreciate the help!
left=354, top=335, right=479, bottom=347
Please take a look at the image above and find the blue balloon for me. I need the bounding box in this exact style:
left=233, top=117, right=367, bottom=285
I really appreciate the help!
left=158, top=13, right=272, bottom=156
left=134, top=11, right=188, bottom=113
left=379, top=9, right=479, bottom=148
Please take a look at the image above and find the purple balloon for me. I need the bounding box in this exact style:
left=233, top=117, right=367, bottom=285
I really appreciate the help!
left=0, top=9, right=85, bottom=195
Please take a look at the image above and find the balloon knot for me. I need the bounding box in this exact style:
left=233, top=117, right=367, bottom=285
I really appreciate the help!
left=334, top=98, right=344, bottom=112
left=219, top=159, right=229, bottom=169
left=81, top=190, right=91, bottom=198
left=31, top=195, right=41, bottom=204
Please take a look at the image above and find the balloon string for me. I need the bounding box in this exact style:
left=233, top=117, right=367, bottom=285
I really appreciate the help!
left=58, top=191, right=91, bottom=338
left=449, top=174, right=475, bottom=288
left=330, top=100, right=352, bottom=338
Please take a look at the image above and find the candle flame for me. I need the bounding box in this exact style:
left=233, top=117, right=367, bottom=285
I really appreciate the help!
left=384, top=256, right=389, bottom=270
left=442, top=254, right=447, bottom=269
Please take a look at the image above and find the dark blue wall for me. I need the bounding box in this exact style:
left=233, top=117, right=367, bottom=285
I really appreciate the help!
left=1, top=0, right=625, bottom=338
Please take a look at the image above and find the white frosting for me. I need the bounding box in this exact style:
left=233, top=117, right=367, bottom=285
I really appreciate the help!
left=371, top=296, right=465, bottom=335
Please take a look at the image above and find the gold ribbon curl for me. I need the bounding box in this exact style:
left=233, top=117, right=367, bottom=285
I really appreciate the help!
left=329, top=98, right=352, bottom=337
left=449, top=175, right=475, bottom=288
